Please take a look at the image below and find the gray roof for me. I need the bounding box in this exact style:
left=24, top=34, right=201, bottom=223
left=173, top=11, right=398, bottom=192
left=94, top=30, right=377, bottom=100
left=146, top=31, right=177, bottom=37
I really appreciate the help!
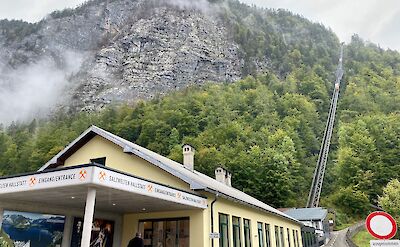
left=39, top=125, right=301, bottom=225
left=285, top=207, right=328, bottom=221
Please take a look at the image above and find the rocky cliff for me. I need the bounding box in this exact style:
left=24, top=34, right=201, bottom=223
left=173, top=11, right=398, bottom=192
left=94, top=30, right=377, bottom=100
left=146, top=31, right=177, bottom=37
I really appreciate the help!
left=0, top=0, right=340, bottom=121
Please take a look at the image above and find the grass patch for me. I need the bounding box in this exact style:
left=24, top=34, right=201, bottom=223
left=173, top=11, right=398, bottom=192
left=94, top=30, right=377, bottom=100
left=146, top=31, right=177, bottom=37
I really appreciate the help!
left=334, top=223, right=353, bottom=231
left=352, top=229, right=375, bottom=247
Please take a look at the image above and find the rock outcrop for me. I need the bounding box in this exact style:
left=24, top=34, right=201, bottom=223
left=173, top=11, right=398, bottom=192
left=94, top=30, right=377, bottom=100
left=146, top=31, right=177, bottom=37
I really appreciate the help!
left=0, top=0, right=340, bottom=122
left=0, top=0, right=241, bottom=113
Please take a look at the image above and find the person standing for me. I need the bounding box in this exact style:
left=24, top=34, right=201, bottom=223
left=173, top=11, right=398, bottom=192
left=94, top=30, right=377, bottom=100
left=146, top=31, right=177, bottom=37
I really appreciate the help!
left=128, top=233, right=144, bottom=247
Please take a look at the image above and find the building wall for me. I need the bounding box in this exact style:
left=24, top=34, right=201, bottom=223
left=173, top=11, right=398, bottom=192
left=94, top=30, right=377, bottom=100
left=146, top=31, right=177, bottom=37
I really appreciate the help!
left=122, top=209, right=207, bottom=247
left=62, top=135, right=303, bottom=247
left=208, top=196, right=303, bottom=247
left=63, top=135, right=190, bottom=191
left=121, top=196, right=303, bottom=247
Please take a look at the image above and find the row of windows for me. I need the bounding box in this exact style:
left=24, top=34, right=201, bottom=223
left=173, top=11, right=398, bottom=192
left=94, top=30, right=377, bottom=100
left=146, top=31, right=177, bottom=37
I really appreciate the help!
left=302, top=231, right=317, bottom=247
left=219, top=214, right=252, bottom=247
left=218, top=213, right=301, bottom=247
left=273, top=226, right=299, bottom=247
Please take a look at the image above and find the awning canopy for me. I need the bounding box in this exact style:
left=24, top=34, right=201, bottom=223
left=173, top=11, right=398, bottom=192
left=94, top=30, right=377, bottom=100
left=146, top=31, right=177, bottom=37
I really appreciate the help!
left=0, top=164, right=208, bottom=214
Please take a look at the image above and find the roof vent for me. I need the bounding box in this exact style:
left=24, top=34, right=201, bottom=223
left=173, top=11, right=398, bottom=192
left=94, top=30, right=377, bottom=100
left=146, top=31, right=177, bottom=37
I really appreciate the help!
left=182, top=144, right=195, bottom=171
left=215, top=167, right=232, bottom=186
left=226, top=171, right=232, bottom=186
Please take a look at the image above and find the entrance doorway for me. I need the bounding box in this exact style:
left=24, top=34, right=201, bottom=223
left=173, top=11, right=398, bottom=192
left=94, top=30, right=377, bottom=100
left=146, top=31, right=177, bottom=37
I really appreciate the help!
left=138, top=218, right=189, bottom=247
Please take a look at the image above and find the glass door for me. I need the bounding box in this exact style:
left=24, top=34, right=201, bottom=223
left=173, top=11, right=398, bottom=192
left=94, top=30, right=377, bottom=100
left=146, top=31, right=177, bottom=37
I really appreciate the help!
left=139, top=218, right=190, bottom=247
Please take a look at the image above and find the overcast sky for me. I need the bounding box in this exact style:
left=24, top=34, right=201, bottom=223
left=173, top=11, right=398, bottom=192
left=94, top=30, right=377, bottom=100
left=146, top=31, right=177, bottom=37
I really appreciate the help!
left=0, top=0, right=399, bottom=51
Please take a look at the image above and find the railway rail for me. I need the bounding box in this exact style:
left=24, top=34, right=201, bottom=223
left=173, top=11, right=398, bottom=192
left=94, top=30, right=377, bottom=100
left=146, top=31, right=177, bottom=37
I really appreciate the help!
left=307, top=44, right=344, bottom=208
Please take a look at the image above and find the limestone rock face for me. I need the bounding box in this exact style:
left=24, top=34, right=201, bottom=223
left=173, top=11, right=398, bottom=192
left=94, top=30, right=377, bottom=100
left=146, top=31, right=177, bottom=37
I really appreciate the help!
left=0, top=0, right=340, bottom=122
left=72, top=5, right=241, bottom=111
left=0, top=0, right=241, bottom=113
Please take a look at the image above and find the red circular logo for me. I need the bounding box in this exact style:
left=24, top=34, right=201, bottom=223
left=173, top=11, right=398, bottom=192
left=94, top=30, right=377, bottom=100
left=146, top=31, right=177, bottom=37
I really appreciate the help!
left=366, top=211, right=397, bottom=239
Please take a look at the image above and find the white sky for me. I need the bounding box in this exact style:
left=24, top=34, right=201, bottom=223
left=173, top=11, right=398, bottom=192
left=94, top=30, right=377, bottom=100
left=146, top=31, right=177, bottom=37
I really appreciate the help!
left=241, top=0, right=400, bottom=50
left=0, top=0, right=399, bottom=50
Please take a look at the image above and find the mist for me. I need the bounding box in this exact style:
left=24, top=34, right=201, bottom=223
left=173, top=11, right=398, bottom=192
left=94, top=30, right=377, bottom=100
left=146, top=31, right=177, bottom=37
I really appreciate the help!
left=160, top=0, right=212, bottom=13
left=0, top=50, right=84, bottom=125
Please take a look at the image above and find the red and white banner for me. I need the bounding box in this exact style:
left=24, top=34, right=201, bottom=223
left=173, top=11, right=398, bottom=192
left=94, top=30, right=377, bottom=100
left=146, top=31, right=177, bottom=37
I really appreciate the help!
left=0, top=165, right=207, bottom=209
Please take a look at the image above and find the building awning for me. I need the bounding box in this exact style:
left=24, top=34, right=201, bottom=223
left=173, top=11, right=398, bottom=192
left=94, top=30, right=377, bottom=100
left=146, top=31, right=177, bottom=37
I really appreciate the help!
left=0, top=164, right=208, bottom=213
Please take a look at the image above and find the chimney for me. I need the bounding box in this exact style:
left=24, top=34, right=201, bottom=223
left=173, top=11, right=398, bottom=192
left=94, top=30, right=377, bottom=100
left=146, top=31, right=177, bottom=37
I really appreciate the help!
left=215, top=167, right=232, bottom=186
left=226, top=171, right=232, bottom=186
left=182, top=144, right=195, bottom=171
left=215, top=167, right=226, bottom=184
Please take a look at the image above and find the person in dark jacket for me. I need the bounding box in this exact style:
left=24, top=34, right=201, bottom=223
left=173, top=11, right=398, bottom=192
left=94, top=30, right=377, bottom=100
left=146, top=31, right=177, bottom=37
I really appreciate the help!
left=128, top=233, right=144, bottom=247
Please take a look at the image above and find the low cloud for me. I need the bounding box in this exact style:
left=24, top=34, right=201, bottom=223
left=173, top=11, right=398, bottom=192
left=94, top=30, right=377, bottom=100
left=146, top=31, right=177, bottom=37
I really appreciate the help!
left=156, top=0, right=213, bottom=14
left=0, top=50, right=84, bottom=125
left=0, top=0, right=85, bottom=23
left=165, top=0, right=211, bottom=12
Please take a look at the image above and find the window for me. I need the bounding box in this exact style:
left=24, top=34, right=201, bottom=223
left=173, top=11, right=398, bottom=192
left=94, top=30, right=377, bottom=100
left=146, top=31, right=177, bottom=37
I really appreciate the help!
left=232, top=217, right=241, bottom=247
left=312, top=233, right=316, bottom=246
left=219, top=213, right=230, bottom=247
left=166, top=221, right=177, bottom=247
left=257, top=222, right=264, bottom=247
left=310, top=232, right=314, bottom=246
left=138, top=218, right=189, bottom=247
left=292, top=230, right=296, bottom=247
left=287, top=228, right=291, bottom=247
left=295, top=231, right=299, bottom=247
left=90, top=157, right=106, bottom=166
left=301, top=231, right=305, bottom=247
left=244, top=219, right=252, bottom=247
left=274, top=226, right=280, bottom=247
left=306, top=232, right=310, bottom=247
left=280, top=227, right=285, bottom=247
left=265, top=224, right=271, bottom=247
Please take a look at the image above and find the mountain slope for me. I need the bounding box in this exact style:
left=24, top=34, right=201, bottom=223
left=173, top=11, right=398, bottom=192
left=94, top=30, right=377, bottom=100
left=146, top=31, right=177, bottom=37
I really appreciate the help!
left=1, top=37, right=398, bottom=209
left=0, top=0, right=339, bottom=121
left=1, top=0, right=399, bottom=222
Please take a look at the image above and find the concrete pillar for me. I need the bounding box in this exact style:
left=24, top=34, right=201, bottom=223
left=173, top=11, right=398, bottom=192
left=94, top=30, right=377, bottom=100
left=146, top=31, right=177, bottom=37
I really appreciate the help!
left=113, top=216, right=123, bottom=247
left=81, top=188, right=96, bottom=247
left=0, top=208, right=4, bottom=231
left=61, top=215, right=74, bottom=247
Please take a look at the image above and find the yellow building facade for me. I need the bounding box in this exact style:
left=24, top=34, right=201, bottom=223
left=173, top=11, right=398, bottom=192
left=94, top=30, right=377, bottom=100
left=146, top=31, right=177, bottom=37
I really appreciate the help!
left=0, top=126, right=302, bottom=247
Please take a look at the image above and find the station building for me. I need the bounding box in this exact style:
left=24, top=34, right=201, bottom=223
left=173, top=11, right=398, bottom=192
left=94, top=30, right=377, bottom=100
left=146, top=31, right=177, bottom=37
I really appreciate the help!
left=285, top=208, right=329, bottom=246
left=0, top=126, right=303, bottom=247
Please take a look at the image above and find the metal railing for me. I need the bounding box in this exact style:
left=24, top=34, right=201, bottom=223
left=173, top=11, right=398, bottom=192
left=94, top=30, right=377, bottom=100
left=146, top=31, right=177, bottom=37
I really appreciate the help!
left=345, top=222, right=365, bottom=247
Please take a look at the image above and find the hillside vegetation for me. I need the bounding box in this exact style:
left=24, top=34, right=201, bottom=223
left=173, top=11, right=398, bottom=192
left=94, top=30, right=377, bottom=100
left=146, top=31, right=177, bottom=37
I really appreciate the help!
left=0, top=0, right=399, bottom=221
left=1, top=37, right=399, bottom=218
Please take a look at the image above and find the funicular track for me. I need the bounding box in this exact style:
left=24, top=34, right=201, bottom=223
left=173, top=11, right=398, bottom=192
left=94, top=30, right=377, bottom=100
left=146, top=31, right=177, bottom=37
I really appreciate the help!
left=307, top=44, right=344, bottom=208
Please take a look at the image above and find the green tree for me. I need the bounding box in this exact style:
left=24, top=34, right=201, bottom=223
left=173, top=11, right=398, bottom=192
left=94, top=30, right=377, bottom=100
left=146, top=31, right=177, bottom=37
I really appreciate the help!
left=379, top=179, right=400, bottom=225
left=329, top=186, right=370, bottom=217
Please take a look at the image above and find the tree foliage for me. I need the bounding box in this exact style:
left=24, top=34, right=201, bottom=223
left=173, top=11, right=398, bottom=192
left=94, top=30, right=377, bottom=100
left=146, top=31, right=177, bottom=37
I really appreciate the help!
left=222, top=1, right=340, bottom=77
left=0, top=20, right=42, bottom=44
left=0, top=74, right=329, bottom=207
left=0, top=4, right=399, bottom=215
left=379, top=179, right=400, bottom=225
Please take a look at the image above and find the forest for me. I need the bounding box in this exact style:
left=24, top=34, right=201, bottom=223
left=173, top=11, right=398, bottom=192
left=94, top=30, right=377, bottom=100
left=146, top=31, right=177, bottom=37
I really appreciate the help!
left=0, top=0, right=399, bottom=224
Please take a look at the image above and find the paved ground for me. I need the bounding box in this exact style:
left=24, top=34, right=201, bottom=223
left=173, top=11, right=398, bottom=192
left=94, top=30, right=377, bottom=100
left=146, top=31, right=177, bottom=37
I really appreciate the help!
left=325, top=228, right=349, bottom=247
